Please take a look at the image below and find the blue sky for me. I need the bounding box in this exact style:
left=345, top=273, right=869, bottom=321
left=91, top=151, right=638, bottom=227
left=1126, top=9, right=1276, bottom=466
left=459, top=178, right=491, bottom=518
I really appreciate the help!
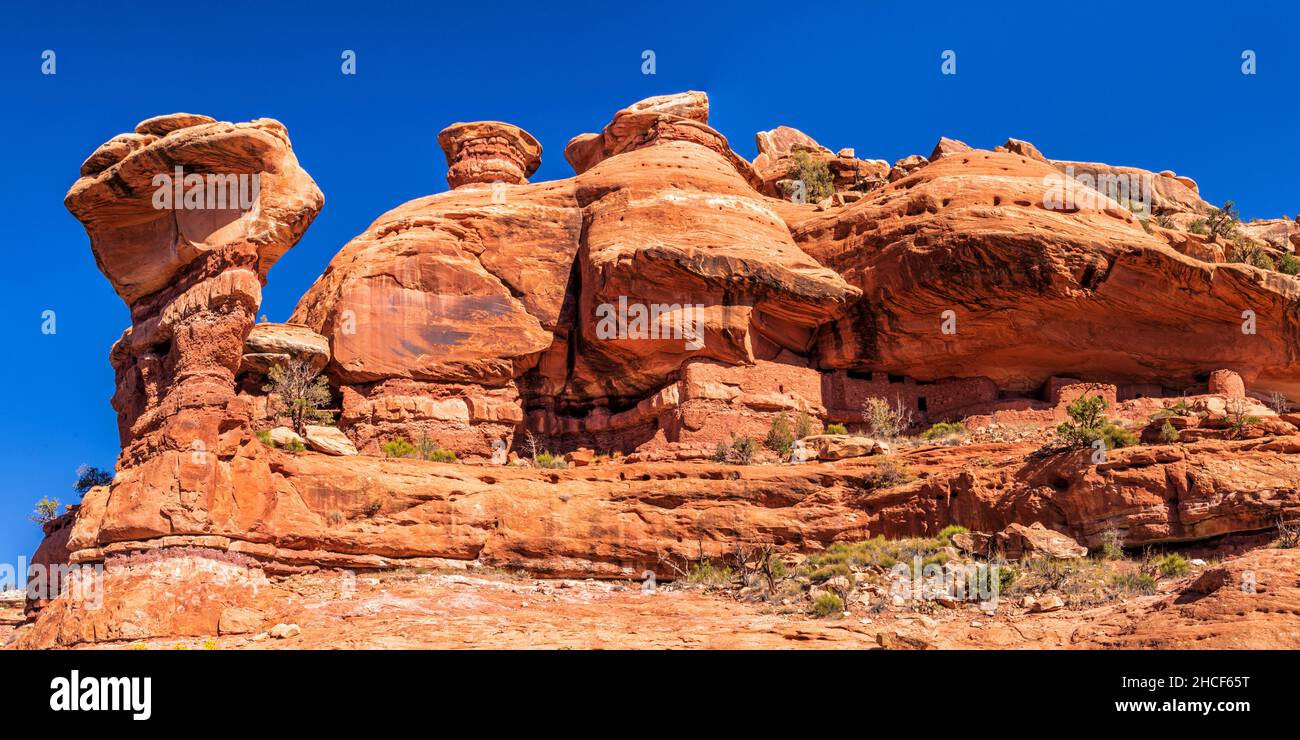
left=0, top=0, right=1296, bottom=578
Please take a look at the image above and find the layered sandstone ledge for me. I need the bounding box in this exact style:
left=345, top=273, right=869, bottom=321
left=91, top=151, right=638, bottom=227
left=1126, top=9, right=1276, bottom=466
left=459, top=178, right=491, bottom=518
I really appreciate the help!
left=23, top=92, right=1300, bottom=646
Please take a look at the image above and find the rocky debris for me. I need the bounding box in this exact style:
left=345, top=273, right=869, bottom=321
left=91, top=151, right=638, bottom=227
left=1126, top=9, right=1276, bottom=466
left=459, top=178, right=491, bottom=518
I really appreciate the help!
left=1000, top=137, right=1046, bottom=161
left=0, top=590, right=25, bottom=627
left=269, top=623, right=301, bottom=639
left=876, top=630, right=934, bottom=650
left=951, top=531, right=992, bottom=557
left=240, top=322, right=330, bottom=375
left=303, top=425, right=358, bottom=456
left=563, top=448, right=595, bottom=466
left=1029, top=593, right=1065, bottom=613
left=218, top=607, right=263, bottom=635
left=928, top=136, right=972, bottom=161
left=887, top=153, right=928, bottom=181
left=1184, top=567, right=1232, bottom=596
left=802, top=434, right=890, bottom=460
left=437, top=121, right=542, bottom=189
left=995, top=523, right=1088, bottom=560
left=1238, top=217, right=1300, bottom=252
left=751, top=125, right=889, bottom=201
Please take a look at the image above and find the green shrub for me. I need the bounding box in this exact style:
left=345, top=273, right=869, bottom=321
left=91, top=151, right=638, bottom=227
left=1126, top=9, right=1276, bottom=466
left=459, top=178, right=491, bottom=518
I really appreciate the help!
left=416, top=435, right=458, bottom=463
left=800, top=535, right=950, bottom=579
left=937, top=525, right=968, bottom=544
left=534, top=451, right=568, bottom=469
left=1158, top=420, right=1180, bottom=443
left=811, top=592, right=844, bottom=618
left=255, top=429, right=274, bottom=446
left=922, top=422, right=967, bottom=440
left=264, top=357, right=334, bottom=435
left=1101, top=422, right=1138, bottom=449
left=283, top=439, right=306, bottom=454
left=714, top=434, right=757, bottom=465
left=782, top=151, right=834, bottom=203
left=1152, top=552, right=1190, bottom=578
left=1108, top=571, right=1157, bottom=595
left=712, top=441, right=730, bottom=463
left=1055, top=395, right=1135, bottom=450
left=824, top=423, right=848, bottom=435
left=1098, top=528, right=1124, bottom=560
left=30, top=496, right=60, bottom=525
left=1188, top=219, right=1208, bottom=235
left=1251, top=250, right=1276, bottom=271
left=861, top=397, right=912, bottom=440
left=73, top=464, right=113, bottom=494
left=1204, top=201, right=1240, bottom=243
left=764, top=412, right=795, bottom=455
left=794, top=408, right=814, bottom=440
left=686, top=561, right=733, bottom=587
left=860, top=459, right=914, bottom=491
left=1278, top=253, right=1300, bottom=276
left=382, top=438, right=416, bottom=458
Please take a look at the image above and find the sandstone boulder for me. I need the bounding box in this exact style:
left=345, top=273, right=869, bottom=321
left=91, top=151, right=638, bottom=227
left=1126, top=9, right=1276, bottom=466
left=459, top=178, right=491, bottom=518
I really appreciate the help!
left=218, top=607, right=264, bottom=635
left=1002, top=137, right=1046, bottom=162
left=994, top=523, right=1087, bottom=559
left=270, top=426, right=305, bottom=448
left=241, top=322, right=330, bottom=375
left=1208, top=369, right=1246, bottom=398
left=887, top=154, right=928, bottom=181
left=304, top=425, right=358, bottom=456
left=928, top=136, right=972, bottom=161
left=1185, top=567, right=1232, bottom=596
left=803, top=434, right=889, bottom=460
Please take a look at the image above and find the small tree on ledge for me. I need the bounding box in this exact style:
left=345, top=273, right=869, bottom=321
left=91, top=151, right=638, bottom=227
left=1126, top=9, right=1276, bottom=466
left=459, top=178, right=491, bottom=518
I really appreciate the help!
left=264, top=357, right=334, bottom=435
left=73, top=464, right=113, bottom=495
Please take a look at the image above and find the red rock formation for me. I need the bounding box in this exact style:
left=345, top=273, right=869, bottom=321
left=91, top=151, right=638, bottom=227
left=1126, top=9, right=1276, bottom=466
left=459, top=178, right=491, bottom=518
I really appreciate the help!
left=751, top=124, right=889, bottom=201
left=437, top=121, right=541, bottom=189
left=795, top=148, right=1300, bottom=399
left=33, top=93, right=1300, bottom=648
left=63, top=113, right=323, bottom=560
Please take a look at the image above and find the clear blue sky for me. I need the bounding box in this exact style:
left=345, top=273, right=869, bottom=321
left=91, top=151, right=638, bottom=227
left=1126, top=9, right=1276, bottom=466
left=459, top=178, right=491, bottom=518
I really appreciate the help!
left=1, top=0, right=1296, bottom=578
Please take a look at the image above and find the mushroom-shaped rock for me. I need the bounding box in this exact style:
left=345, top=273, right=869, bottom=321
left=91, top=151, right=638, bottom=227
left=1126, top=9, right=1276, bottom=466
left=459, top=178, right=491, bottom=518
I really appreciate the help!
left=66, top=115, right=323, bottom=308
left=562, top=91, right=758, bottom=186
left=67, top=114, right=322, bottom=455
left=437, top=121, right=541, bottom=189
